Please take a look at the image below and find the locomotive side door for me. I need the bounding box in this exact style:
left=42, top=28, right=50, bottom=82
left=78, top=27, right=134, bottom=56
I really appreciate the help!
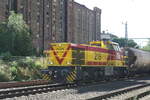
left=72, top=47, right=85, bottom=65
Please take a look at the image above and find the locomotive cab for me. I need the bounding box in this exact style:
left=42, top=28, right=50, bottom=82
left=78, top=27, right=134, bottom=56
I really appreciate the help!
left=108, top=42, right=125, bottom=67
left=89, top=41, right=107, bottom=49
left=89, top=40, right=121, bottom=52
left=108, top=42, right=121, bottom=52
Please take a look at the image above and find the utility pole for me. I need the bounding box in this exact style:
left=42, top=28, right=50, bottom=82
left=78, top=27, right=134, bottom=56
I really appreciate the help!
left=42, top=0, right=45, bottom=53
left=123, top=21, right=128, bottom=47
left=125, top=22, right=128, bottom=47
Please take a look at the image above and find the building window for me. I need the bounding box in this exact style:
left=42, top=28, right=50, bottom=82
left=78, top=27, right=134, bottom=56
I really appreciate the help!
left=46, top=12, right=49, bottom=15
left=37, top=2, right=40, bottom=5
left=47, top=5, right=50, bottom=8
left=20, top=5, right=23, bottom=9
left=37, top=22, right=40, bottom=26
left=37, top=12, right=40, bottom=15
left=36, top=34, right=39, bottom=38
left=46, top=24, right=49, bottom=28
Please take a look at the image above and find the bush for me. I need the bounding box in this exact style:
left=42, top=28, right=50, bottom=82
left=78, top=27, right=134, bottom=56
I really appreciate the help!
left=0, top=57, right=43, bottom=82
left=0, top=73, right=10, bottom=82
left=0, top=64, right=13, bottom=82
left=0, top=52, right=12, bottom=61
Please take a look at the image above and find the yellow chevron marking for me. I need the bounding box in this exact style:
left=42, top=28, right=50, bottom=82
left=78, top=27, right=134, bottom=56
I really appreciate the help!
left=42, top=74, right=49, bottom=80
left=67, top=75, right=73, bottom=82
left=66, top=76, right=71, bottom=81
left=66, top=75, right=70, bottom=80
left=70, top=74, right=74, bottom=80
left=69, top=73, right=75, bottom=81
left=68, top=75, right=73, bottom=81
left=42, top=74, right=51, bottom=81
left=71, top=72, right=76, bottom=78
left=66, top=69, right=77, bottom=82
left=46, top=76, right=50, bottom=80
left=45, top=75, right=48, bottom=79
left=43, top=75, right=47, bottom=79
left=70, top=73, right=75, bottom=80
left=66, top=77, right=70, bottom=81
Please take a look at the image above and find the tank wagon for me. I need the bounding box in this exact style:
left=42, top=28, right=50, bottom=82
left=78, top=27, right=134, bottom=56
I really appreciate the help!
left=41, top=40, right=129, bottom=83
left=128, top=48, right=150, bottom=73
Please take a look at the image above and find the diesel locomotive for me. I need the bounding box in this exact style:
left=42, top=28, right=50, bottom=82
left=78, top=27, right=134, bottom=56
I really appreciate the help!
left=41, top=40, right=150, bottom=83
left=41, top=40, right=130, bottom=83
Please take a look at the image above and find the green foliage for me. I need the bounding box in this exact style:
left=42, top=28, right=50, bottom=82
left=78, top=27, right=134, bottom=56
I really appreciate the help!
left=0, top=23, right=13, bottom=53
left=0, top=57, right=43, bottom=82
left=8, top=12, right=29, bottom=32
left=128, top=40, right=138, bottom=48
left=0, top=11, right=34, bottom=56
left=0, top=73, right=10, bottom=82
left=11, top=58, right=42, bottom=81
left=0, top=64, right=13, bottom=82
left=0, top=52, right=12, bottom=61
left=112, top=38, right=138, bottom=48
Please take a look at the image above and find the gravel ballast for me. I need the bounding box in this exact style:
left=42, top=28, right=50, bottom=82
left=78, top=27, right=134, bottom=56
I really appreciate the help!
left=2, top=76, right=150, bottom=100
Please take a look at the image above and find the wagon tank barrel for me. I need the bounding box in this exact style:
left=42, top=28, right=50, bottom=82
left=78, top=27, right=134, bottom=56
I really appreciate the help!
left=127, top=48, right=150, bottom=72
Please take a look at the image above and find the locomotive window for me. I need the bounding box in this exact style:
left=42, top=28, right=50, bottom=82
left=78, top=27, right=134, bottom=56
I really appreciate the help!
left=108, top=44, right=114, bottom=50
left=91, top=44, right=101, bottom=47
left=112, top=44, right=121, bottom=51
left=117, top=46, right=121, bottom=51
left=112, top=44, right=119, bottom=51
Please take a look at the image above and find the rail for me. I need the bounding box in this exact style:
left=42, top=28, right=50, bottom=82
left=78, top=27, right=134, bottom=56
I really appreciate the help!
left=0, top=74, right=149, bottom=99
left=0, top=80, right=49, bottom=89
left=88, top=84, right=150, bottom=100
left=0, top=82, right=76, bottom=99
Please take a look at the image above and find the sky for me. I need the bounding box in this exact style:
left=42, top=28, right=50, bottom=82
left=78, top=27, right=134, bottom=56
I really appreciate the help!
left=75, top=0, right=150, bottom=46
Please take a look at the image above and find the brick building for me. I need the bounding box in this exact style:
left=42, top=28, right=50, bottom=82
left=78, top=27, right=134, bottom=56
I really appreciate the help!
left=73, top=3, right=102, bottom=43
left=0, top=0, right=101, bottom=53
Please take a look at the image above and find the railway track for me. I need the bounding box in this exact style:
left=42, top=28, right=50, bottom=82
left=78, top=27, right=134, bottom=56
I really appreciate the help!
left=88, top=83, right=150, bottom=100
left=0, top=74, right=149, bottom=99
left=0, top=80, right=49, bottom=89
left=0, top=82, right=76, bottom=99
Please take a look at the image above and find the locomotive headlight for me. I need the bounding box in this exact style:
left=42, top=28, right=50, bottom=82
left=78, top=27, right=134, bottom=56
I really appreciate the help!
left=67, top=62, right=71, bottom=64
left=48, top=61, right=53, bottom=64
left=49, top=71, right=53, bottom=75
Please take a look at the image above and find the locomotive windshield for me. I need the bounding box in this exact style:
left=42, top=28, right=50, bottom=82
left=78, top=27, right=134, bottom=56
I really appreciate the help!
left=107, top=42, right=121, bottom=52
left=107, top=44, right=114, bottom=50
left=112, top=44, right=121, bottom=51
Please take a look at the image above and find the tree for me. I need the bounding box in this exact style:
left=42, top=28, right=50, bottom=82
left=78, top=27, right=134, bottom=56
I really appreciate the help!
left=128, top=39, right=138, bottom=48
left=112, top=38, right=138, bottom=48
left=0, top=12, right=34, bottom=56
left=0, top=23, right=13, bottom=53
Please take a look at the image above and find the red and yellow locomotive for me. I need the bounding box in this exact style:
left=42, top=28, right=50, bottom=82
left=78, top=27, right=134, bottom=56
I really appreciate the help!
left=41, top=40, right=127, bottom=83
